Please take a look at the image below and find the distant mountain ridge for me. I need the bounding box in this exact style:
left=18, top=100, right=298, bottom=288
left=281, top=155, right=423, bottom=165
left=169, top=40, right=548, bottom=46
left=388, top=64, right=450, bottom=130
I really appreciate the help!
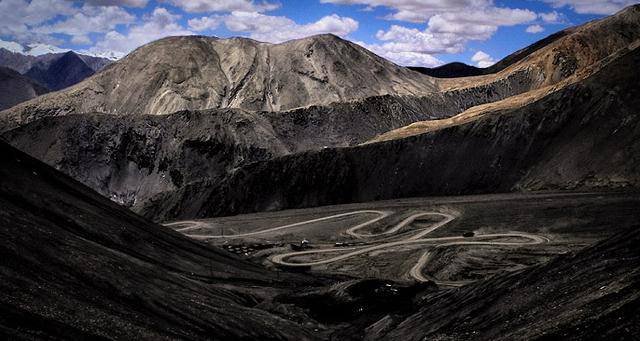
left=0, top=67, right=49, bottom=110
left=0, top=47, right=112, bottom=74
left=25, top=51, right=96, bottom=91
left=0, top=48, right=112, bottom=109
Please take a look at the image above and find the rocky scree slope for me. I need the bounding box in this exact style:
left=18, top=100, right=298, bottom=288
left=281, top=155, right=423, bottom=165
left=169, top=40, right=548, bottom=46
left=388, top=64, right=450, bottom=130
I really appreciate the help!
left=2, top=109, right=289, bottom=208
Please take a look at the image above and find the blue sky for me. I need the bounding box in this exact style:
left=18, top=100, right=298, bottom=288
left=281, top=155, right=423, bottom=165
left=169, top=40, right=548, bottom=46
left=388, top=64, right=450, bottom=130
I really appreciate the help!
left=0, top=0, right=636, bottom=65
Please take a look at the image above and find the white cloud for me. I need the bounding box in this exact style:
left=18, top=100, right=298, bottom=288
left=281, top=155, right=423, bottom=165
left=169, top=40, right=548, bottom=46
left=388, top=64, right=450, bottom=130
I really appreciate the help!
left=88, top=7, right=193, bottom=57
left=526, top=24, right=545, bottom=33
left=357, top=40, right=443, bottom=67
left=71, top=34, right=92, bottom=44
left=163, top=0, right=280, bottom=13
left=539, top=10, right=563, bottom=23
left=320, top=0, right=536, bottom=67
left=78, top=0, right=149, bottom=7
left=375, top=25, right=465, bottom=54
left=36, top=5, right=135, bottom=43
left=0, top=0, right=77, bottom=43
left=471, top=50, right=495, bottom=67
left=190, top=11, right=359, bottom=43
left=322, top=0, right=493, bottom=22
left=542, top=0, right=637, bottom=15
left=188, top=16, right=223, bottom=31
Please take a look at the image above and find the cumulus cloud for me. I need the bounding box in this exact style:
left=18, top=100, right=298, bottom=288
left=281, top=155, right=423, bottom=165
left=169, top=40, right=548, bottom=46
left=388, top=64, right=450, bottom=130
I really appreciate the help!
left=77, top=0, right=149, bottom=7
left=187, top=16, right=223, bottom=31
left=88, top=7, right=193, bottom=57
left=189, top=11, right=359, bottom=43
left=36, top=5, right=136, bottom=43
left=320, top=0, right=536, bottom=67
left=539, top=10, right=564, bottom=23
left=356, top=40, right=443, bottom=67
left=163, top=0, right=280, bottom=13
left=542, top=0, right=637, bottom=15
left=471, top=50, right=495, bottom=68
left=0, top=0, right=77, bottom=43
left=526, top=24, right=545, bottom=33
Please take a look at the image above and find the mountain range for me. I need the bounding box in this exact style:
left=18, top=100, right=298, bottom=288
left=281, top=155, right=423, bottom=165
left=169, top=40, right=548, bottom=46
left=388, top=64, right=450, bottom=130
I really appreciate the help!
left=2, top=5, right=638, bottom=217
left=1, top=4, right=640, bottom=340
left=0, top=47, right=112, bottom=109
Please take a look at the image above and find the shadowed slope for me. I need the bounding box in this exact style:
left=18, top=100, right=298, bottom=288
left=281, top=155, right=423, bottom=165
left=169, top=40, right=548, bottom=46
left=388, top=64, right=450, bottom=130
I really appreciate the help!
left=0, top=141, right=320, bottom=340
left=0, top=67, right=48, bottom=110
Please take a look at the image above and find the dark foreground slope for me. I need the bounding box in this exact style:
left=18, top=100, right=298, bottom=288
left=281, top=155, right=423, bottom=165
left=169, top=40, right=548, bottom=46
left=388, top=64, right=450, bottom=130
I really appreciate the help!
left=143, top=42, right=640, bottom=220
left=0, top=141, right=322, bottom=340
left=1, top=139, right=639, bottom=340
left=374, top=222, right=640, bottom=340
left=0, top=67, right=48, bottom=110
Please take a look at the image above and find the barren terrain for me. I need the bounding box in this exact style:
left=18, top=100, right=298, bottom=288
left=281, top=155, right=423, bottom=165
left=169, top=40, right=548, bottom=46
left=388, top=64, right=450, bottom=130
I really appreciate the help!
left=164, top=192, right=640, bottom=289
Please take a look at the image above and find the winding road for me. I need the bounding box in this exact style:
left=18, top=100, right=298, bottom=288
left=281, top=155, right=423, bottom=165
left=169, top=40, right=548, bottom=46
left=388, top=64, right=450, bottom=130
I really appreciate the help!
left=166, top=210, right=549, bottom=286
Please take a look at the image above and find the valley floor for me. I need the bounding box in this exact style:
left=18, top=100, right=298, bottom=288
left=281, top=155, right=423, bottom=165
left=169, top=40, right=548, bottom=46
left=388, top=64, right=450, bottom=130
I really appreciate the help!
left=165, top=191, right=640, bottom=287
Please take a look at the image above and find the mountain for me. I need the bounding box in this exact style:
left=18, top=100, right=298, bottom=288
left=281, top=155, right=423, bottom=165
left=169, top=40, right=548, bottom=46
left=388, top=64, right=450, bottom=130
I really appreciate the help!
left=0, top=140, right=323, bottom=340
left=138, top=22, right=640, bottom=221
left=0, top=67, right=49, bottom=110
left=0, top=48, right=60, bottom=74
left=409, top=63, right=485, bottom=78
left=25, top=51, right=96, bottom=91
left=2, top=6, right=639, bottom=216
left=0, top=34, right=437, bottom=123
left=0, top=46, right=112, bottom=74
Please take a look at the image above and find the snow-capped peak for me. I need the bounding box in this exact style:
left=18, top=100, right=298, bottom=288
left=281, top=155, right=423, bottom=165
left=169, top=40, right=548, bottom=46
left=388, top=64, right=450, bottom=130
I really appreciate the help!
left=78, top=49, right=124, bottom=61
left=25, top=43, right=70, bottom=56
left=0, top=39, right=25, bottom=54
